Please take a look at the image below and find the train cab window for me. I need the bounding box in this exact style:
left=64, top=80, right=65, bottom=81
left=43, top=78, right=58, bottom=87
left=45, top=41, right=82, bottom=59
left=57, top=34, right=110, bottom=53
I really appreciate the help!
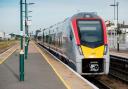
left=78, top=20, right=103, bottom=47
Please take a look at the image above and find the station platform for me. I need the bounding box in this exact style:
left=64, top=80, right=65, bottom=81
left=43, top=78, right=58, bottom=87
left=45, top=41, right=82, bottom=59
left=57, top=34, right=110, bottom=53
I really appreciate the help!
left=0, top=41, right=97, bottom=89
left=110, top=49, right=128, bottom=59
left=0, top=42, right=67, bottom=89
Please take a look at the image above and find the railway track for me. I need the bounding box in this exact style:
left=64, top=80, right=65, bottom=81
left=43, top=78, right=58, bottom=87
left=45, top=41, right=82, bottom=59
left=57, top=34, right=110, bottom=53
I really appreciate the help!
left=110, top=55, right=128, bottom=83
left=84, top=76, right=111, bottom=89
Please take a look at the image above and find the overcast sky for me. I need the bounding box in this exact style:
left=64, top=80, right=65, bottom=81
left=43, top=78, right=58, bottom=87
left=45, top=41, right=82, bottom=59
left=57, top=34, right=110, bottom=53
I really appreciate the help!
left=0, top=0, right=128, bottom=34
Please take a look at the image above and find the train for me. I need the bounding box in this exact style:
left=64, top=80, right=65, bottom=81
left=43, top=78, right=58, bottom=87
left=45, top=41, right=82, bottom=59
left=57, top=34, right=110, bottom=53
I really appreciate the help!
left=38, top=12, right=110, bottom=75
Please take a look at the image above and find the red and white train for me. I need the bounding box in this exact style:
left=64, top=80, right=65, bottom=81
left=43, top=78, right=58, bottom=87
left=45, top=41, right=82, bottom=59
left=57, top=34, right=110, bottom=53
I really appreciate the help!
left=38, top=12, right=110, bottom=75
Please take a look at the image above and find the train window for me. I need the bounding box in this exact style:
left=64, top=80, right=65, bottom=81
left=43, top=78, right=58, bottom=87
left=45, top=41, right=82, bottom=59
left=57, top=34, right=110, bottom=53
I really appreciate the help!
left=46, top=35, right=49, bottom=43
left=57, top=32, right=62, bottom=47
left=49, top=34, right=53, bottom=44
left=53, top=34, right=56, bottom=45
left=70, top=31, right=73, bottom=40
left=78, top=20, right=103, bottom=47
left=69, top=25, right=74, bottom=41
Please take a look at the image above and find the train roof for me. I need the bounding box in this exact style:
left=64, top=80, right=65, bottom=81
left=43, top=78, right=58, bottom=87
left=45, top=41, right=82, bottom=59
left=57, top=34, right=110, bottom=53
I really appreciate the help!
left=71, top=12, right=99, bottom=20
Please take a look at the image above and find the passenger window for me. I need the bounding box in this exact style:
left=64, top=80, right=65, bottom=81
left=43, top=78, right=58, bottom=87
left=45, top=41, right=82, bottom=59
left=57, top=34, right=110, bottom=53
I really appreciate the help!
left=69, top=26, right=73, bottom=41
left=70, top=32, right=73, bottom=40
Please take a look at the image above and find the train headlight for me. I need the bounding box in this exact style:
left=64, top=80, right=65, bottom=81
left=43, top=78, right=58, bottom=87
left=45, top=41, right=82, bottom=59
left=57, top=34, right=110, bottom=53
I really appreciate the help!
left=77, top=46, right=83, bottom=55
left=104, top=44, right=108, bottom=55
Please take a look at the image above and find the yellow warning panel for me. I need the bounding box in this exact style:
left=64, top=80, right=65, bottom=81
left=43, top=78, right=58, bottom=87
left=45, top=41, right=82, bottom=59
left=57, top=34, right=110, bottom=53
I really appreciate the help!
left=81, top=45, right=104, bottom=58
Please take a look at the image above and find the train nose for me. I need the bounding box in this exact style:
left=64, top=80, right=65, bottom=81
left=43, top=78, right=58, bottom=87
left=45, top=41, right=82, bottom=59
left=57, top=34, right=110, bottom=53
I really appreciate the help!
left=80, top=45, right=104, bottom=58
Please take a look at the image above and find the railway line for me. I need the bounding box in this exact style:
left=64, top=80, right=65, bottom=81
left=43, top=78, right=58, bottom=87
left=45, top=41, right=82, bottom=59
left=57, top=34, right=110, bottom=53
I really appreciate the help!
left=84, top=76, right=111, bottom=89
left=109, top=55, right=128, bottom=83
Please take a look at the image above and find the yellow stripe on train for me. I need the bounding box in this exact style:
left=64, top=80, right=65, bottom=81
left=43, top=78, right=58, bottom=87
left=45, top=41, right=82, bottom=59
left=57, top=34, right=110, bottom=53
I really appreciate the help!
left=81, top=45, right=104, bottom=58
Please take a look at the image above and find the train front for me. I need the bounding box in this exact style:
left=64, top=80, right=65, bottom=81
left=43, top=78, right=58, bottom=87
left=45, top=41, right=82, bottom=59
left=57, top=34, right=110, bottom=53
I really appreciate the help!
left=71, top=14, right=109, bottom=75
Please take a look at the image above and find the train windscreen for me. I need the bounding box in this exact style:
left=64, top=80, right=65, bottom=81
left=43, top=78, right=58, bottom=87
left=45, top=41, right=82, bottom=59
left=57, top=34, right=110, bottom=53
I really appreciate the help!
left=78, top=20, right=103, bottom=47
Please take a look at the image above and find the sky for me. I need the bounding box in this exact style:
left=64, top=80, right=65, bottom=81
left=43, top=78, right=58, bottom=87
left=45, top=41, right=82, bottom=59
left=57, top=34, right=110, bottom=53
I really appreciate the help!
left=0, top=0, right=128, bottom=34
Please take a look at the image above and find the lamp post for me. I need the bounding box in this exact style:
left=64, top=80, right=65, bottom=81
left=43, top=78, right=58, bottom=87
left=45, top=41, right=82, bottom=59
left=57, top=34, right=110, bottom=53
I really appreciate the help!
left=24, top=1, right=34, bottom=59
left=24, top=0, right=28, bottom=59
left=20, top=0, right=24, bottom=81
left=19, top=0, right=34, bottom=81
left=116, top=2, right=119, bottom=51
left=110, top=1, right=120, bottom=51
left=110, top=0, right=116, bottom=48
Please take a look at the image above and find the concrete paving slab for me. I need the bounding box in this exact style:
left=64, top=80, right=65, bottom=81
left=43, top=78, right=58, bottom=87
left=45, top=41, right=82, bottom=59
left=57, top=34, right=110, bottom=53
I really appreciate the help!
left=0, top=44, right=67, bottom=89
left=110, top=49, right=128, bottom=59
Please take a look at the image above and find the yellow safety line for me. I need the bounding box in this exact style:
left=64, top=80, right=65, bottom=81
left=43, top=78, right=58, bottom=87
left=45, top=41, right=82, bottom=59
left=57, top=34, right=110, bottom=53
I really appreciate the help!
left=0, top=47, right=17, bottom=64
left=33, top=42, right=71, bottom=89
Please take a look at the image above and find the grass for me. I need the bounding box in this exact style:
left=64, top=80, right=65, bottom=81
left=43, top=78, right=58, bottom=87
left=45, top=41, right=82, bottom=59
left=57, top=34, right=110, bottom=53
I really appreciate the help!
left=0, top=40, right=17, bottom=50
